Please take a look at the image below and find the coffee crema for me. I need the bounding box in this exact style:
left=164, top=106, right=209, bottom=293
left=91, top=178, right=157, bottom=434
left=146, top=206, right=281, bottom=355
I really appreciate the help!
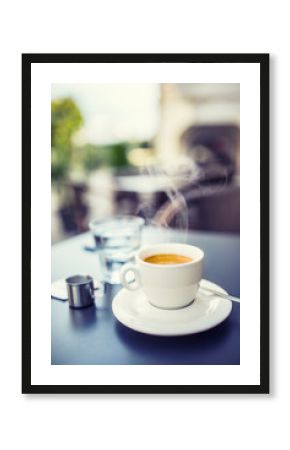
left=143, top=254, right=193, bottom=265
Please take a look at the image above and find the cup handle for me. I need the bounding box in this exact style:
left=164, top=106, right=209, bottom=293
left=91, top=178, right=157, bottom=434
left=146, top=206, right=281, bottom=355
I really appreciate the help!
left=120, top=264, right=141, bottom=291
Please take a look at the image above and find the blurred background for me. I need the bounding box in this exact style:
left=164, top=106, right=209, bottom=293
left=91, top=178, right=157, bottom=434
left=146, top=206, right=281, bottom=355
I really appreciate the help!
left=51, top=83, right=240, bottom=244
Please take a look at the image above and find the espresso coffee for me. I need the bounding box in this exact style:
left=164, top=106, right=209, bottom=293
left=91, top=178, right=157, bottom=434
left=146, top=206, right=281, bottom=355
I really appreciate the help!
left=121, top=243, right=204, bottom=309
left=144, top=254, right=193, bottom=265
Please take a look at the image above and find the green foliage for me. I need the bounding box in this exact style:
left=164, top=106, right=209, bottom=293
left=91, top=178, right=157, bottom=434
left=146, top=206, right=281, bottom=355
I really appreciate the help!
left=51, top=98, right=83, bottom=181
left=81, top=144, right=103, bottom=172
left=51, top=148, right=70, bottom=181
left=82, top=142, right=129, bottom=172
left=51, top=98, right=83, bottom=149
left=104, top=142, right=129, bottom=168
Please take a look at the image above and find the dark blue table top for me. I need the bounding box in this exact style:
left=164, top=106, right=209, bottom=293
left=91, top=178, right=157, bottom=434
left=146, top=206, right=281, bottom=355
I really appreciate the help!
left=51, top=227, right=240, bottom=365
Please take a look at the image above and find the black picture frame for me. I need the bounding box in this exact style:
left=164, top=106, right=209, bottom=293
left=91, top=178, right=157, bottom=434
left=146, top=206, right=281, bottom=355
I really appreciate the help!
left=22, top=53, right=269, bottom=394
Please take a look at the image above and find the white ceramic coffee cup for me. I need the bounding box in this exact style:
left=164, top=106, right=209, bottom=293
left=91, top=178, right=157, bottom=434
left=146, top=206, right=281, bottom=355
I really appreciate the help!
left=120, top=243, right=204, bottom=309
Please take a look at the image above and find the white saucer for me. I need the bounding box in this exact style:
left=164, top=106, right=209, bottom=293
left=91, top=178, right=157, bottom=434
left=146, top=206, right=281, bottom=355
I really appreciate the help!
left=112, top=279, right=232, bottom=336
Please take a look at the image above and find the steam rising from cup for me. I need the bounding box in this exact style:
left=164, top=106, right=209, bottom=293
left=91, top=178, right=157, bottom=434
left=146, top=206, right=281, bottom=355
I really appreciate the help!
left=135, top=155, right=228, bottom=242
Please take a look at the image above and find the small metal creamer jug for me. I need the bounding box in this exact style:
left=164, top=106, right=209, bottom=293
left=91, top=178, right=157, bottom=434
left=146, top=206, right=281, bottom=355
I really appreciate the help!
left=66, top=275, right=97, bottom=309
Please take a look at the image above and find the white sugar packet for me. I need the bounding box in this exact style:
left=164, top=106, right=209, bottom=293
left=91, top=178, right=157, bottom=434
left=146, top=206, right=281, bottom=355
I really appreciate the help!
left=51, top=279, right=68, bottom=301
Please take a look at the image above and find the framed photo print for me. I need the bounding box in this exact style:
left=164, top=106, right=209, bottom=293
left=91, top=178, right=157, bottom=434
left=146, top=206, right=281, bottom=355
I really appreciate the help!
left=22, top=53, right=269, bottom=394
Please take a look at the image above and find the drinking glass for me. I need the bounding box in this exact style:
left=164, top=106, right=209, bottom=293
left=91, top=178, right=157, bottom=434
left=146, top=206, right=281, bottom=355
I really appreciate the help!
left=89, top=216, right=144, bottom=284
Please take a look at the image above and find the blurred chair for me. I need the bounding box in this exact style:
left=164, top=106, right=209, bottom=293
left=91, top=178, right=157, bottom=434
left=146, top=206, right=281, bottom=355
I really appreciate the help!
left=114, top=190, right=140, bottom=215
left=58, top=182, right=89, bottom=235
left=153, top=181, right=240, bottom=234
left=181, top=124, right=240, bottom=182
